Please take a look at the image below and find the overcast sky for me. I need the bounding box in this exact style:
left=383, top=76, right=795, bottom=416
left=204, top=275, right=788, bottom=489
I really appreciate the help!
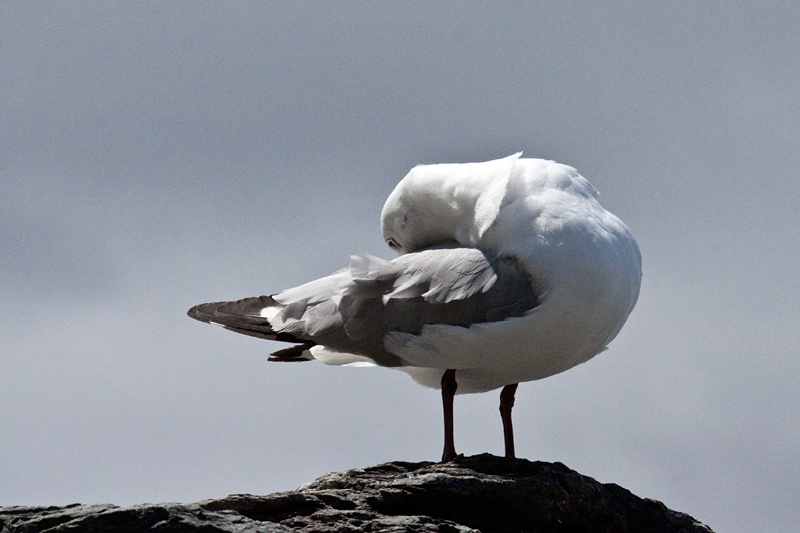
left=1, top=2, right=798, bottom=532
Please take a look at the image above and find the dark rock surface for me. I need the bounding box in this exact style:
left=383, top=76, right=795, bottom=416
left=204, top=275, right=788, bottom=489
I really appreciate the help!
left=1, top=454, right=713, bottom=532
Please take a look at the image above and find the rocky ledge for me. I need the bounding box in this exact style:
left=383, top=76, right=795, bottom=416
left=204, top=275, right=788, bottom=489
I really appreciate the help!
left=1, top=454, right=713, bottom=532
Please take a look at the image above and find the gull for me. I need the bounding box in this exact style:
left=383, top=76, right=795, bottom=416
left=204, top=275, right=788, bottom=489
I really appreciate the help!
left=188, top=153, right=642, bottom=461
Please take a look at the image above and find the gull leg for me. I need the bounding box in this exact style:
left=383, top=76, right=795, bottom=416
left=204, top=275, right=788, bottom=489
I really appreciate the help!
left=500, top=383, right=519, bottom=458
left=441, top=369, right=458, bottom=462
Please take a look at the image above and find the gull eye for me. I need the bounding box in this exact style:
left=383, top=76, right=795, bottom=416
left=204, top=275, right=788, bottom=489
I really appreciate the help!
left=386, top=238, right=400, bottom=250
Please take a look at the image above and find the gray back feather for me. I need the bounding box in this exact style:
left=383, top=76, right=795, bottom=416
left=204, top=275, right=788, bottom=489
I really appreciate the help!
left=272, top=247, right=539, bottom=366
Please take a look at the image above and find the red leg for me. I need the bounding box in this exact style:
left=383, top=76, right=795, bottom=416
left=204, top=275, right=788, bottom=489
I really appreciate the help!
left=441, top=369, right=458, bottom=462
left=500, top=383, right=519, bottom=458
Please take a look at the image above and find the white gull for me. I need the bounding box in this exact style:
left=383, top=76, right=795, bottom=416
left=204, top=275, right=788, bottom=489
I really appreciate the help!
left=188, top=153, right=642, bottom=460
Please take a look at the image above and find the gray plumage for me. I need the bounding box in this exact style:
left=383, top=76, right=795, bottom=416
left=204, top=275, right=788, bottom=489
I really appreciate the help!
left=188, top=246, right=539, bottom=368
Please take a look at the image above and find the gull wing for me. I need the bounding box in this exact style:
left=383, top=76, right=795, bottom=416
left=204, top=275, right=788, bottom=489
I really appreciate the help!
left=188, top=247, right=539, bottom=368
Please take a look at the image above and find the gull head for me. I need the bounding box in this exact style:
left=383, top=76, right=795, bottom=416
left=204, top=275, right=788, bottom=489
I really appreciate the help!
left=381, top=153, right=521, bottom=254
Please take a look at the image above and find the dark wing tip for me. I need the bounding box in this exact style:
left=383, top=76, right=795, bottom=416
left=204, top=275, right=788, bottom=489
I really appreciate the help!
left=187, top=296, right=276, bottom=322
left=187, top=302, right=221, bottom=323
left=187, top=296, right=307, bottom=344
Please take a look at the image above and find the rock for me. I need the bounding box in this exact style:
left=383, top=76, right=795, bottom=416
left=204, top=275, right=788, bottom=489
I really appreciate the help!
left=0, top=454, right=713, bottom=532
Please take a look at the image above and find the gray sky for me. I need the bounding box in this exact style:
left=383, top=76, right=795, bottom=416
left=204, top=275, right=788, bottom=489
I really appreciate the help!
left=1, top=2, right=798, bottom=531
